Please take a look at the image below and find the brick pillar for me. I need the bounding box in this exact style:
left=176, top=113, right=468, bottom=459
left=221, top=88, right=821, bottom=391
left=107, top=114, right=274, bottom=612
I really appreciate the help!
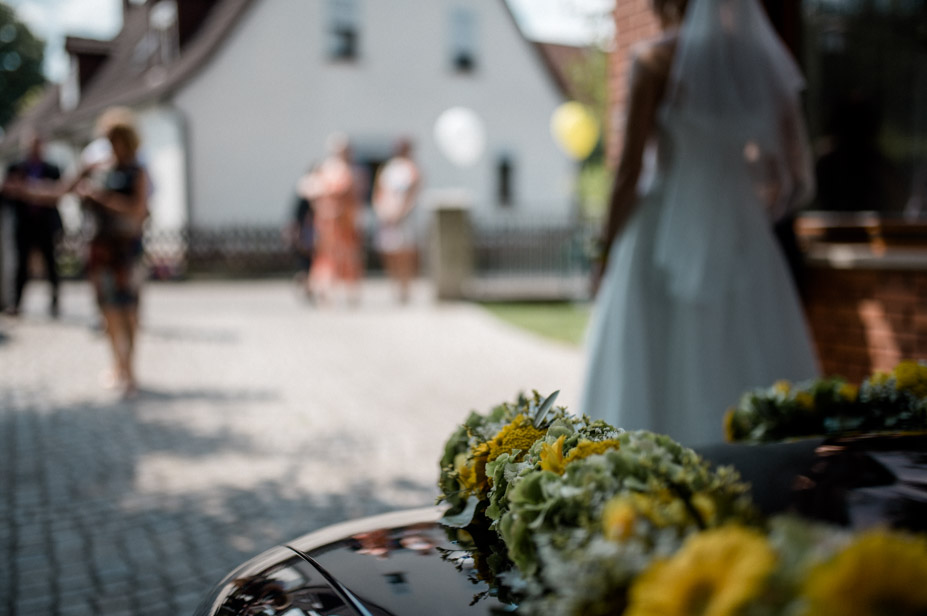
left=608, top=1, right=661, bottom=168
left=803, top=266, right=927, bottom=384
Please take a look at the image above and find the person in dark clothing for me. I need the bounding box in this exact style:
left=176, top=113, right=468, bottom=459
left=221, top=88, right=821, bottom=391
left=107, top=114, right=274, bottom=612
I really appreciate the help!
left=287, top=167, right=316, bottom=298
left=1, top=135, right=63, bottom=316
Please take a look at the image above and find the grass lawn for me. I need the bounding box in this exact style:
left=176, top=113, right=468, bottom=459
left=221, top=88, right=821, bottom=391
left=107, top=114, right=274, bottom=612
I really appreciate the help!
left=479, top=301, right=592, bottom=346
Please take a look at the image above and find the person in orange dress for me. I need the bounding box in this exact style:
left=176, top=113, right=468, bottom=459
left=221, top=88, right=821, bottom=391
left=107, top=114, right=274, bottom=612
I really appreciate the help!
left=306, top=134, right=363, bottom=306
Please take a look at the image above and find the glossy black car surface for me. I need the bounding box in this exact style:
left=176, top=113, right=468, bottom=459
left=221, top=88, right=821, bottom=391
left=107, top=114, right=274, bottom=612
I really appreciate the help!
left=195, top=434, right=927, bottom=616
left=194, top=506, right=507, bottom=616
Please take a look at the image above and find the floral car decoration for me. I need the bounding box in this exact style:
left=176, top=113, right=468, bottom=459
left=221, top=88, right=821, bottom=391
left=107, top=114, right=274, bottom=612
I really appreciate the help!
left=725, top=360, right=927, bottom=443
left=437, top=364, right=927, bottom=616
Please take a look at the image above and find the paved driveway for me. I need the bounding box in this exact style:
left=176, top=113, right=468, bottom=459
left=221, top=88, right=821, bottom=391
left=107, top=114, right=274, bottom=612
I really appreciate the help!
left=0, top=278, right=583, bottom=615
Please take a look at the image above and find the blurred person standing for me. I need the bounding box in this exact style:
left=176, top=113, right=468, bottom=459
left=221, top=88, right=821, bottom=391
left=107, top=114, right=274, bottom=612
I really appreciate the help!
left=309, top=134, right=364, bottom=306
left=75, top=110, right=149, bottom=398
left=0, top=132, right=63, bottom=317
left=373, top=138, right=421, bottom=304
left=581, top=0, right=818, bottom=446
left=287, top=164, right=318, bottom=300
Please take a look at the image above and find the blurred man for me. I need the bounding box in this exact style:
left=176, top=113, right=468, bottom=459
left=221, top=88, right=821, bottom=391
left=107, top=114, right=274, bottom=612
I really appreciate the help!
left=1, top=133, right=63, bottom=316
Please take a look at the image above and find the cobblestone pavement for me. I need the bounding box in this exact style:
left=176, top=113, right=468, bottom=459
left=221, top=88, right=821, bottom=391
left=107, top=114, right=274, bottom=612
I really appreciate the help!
left=0, top=278, right=583, bottom=616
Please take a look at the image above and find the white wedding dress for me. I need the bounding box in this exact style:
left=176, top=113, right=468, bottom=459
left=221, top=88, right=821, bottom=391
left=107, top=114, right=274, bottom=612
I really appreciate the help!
left=580, top=0, right=819, bottom=446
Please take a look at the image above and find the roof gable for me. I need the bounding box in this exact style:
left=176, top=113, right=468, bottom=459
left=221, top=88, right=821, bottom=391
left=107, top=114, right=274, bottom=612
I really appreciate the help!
left=1, top=0, right=254, bottom=149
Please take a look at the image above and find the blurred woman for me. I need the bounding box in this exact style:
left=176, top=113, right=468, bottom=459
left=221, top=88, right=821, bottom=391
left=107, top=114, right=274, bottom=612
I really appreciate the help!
left=76, top=112, right=149, bottom=397
left=373, top=138, right=421, bottom=304
left=308, top=134, right=363, bottom=306
left=581, top=0, right=818, bottom=445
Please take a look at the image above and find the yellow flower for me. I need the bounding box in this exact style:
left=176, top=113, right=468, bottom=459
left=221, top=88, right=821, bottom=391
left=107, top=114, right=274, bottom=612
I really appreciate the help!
left=453, top=452, right=468, bottom=475
left=460, top=415, right=546, bottom=498
left=838, top=383, right=859, bottom=401
left=565, top=439, right=621, bottom=465
left=458, top=442, right=490, bottom=495
left=773, top=380, right=792, bottom=396
left=539, top=437, right=621, bottom=475
left=539, top=435, right=567, bottom=474
left=602, top=497, right=637, bottom=542
left=892, top=360, right=927, bottom=399
left=626, top=526, right=776, bottom=616
left=801, top=529, right=927, bottom=616
left=870, top=371, right=891, bottom=387
left=794, top=391, right=815, bottom=410
left=691, top=492, right=719, bottom=527
left=633, top=490, right=683, bottom=527
left=723, top=408, right=737, bottom=442
left=486, top=414, right=546, bottom=463
left=601, top=491, right=692, bottom=537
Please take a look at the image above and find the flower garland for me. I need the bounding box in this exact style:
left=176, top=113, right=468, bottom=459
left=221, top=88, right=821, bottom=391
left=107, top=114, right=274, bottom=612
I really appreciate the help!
left=725, top=360, right=927, bottom=443
left=437, top=364, right=927, bottom=615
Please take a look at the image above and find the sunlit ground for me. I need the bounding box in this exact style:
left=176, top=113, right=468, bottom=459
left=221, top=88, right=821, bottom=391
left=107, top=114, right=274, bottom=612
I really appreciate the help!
left=0, top=277, right=585, bottom=614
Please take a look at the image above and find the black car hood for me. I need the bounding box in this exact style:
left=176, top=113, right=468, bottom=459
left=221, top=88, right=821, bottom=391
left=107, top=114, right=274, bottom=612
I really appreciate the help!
left=196, top=433, right=927, bottom=615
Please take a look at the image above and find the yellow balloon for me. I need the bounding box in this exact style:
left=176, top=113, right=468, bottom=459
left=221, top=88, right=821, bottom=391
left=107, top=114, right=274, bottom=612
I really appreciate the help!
left=551, top=102, right=600, bottom=160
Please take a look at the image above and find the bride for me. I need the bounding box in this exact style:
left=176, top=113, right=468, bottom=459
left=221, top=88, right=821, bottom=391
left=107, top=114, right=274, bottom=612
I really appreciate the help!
left=580, top=0, right=819, bottom=446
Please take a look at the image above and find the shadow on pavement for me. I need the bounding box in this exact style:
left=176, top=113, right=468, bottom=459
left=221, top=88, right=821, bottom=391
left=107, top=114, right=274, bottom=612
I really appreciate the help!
left=0, top=388, right=434, bottom=615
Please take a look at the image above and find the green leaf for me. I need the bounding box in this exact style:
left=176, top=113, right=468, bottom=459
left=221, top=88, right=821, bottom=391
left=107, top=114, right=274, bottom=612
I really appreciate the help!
left=440, top=496, right=480, bottom=528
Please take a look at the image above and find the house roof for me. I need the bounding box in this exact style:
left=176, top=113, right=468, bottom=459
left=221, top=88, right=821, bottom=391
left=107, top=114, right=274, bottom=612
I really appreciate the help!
left=1, top=0, right=256, bottom=152
left=2, top=0, right=572, bottom=154
left=533, top=42, right=593, bottom=103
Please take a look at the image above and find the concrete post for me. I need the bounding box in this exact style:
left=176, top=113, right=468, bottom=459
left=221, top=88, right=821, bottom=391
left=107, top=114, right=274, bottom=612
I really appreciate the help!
left=429, top=203, right=473, bottom=301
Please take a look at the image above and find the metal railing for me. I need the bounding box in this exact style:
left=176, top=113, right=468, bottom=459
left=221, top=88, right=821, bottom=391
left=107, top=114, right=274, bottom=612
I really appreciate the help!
left=55, top=216, right=599, bottom=293
left=470, top=215, right=597, bottom=278
left=57, top=226, right=300, bottom=279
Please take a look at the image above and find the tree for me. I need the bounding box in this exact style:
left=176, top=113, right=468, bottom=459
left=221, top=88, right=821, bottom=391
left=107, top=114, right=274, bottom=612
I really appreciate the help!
left=561, top=46, right=612, bottom=219
left=558, top=1, right=615, bottom=219
left=0, top=2, right=46, bottom=130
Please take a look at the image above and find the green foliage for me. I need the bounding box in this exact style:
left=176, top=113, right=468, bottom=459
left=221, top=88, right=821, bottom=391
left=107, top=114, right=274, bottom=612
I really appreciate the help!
left=562, top=46, right=612, bottom=218
left=577, top=160, right=611, bottom=219
left=562, top=45, right=609, bottom=126
left=499, top=430, right=756, bottom=578
left=0, top=2, right=46, bottom=129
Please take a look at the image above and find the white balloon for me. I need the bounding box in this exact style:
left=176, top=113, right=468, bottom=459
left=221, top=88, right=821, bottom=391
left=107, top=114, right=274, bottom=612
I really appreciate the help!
left=433, top=107, right=486, bottom=168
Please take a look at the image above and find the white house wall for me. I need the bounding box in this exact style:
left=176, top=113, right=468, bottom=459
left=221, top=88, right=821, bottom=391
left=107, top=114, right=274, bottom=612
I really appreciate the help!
left=134, top=105, right=188, bottom=232
left=172, top=0, right=575, bottom=229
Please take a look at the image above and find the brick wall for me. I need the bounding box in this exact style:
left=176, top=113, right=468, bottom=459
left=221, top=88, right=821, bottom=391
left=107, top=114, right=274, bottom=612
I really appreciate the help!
left=804, top=265, right=927, bottom=384
left=608, top=1, right=661, bottom=167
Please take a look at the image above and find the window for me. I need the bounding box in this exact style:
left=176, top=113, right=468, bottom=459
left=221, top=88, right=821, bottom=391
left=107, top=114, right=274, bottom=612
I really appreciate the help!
left=802, top=1, right=927, bottom=214
left=449, top=7, right=477, bottom=73
left=327, top=0, right=360, bottom=61
left=497, top=155, right=514, bottom=207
